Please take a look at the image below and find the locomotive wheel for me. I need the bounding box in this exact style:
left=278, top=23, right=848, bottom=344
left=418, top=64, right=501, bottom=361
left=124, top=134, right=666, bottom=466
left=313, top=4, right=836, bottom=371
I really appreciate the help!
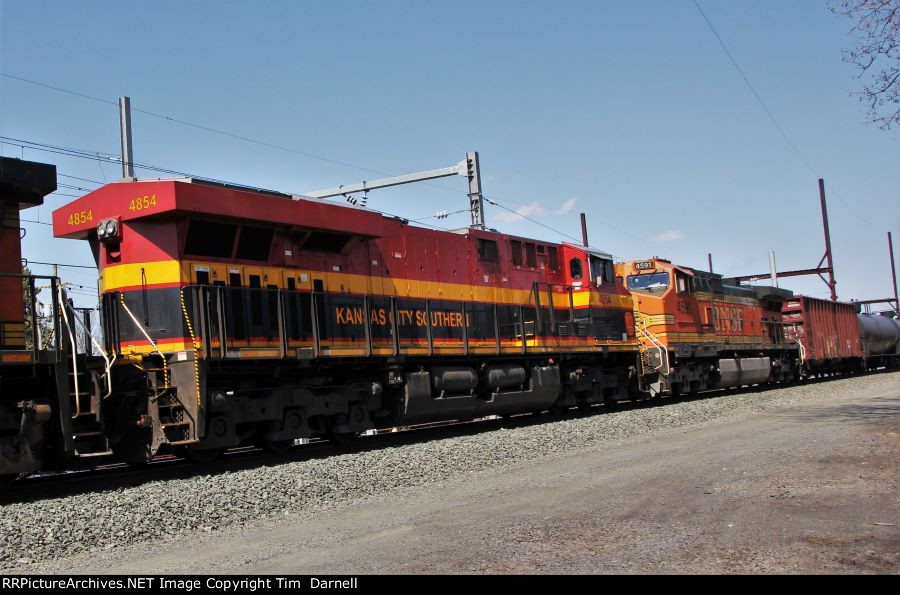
left=185, top=446, right=223, bottom=464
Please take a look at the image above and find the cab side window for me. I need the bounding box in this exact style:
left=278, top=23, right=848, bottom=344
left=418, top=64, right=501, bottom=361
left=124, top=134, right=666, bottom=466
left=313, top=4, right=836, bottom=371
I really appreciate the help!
left=676, top=272, right=693, bottom=294
left=548, top=247, right=560, bottom=271
left=570, top=258, right=583, bottom=280
left=477, top=239, right=499, bottom=261
left=589, top=256, right=614, bottom=286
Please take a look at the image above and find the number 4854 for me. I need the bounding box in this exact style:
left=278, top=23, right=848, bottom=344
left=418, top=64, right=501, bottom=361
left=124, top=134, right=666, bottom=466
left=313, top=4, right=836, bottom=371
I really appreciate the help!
left=129, top=195, right=157, bottom=211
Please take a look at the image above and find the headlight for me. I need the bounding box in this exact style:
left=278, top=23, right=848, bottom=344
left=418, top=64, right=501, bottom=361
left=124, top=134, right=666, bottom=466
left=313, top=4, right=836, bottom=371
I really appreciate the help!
left=97, top=219, right=119, bottom=241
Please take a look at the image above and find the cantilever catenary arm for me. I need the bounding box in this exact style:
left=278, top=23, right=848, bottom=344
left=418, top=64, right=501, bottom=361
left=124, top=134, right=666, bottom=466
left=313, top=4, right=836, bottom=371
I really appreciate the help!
left=301, top=151, right=486, bottom=229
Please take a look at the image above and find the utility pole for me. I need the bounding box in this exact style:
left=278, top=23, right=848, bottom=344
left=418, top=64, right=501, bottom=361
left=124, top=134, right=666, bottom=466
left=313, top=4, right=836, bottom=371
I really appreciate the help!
left=819, top=179, right=837, bottom=301
left=580, top=213, right=589, bottom=247
left=731, top=179, right=837, bottom=299
left=769, top=251, right=778, bottom=288
left=890, top=231, right=898, bottom=315
left=119, top=96, right=135, bottom=180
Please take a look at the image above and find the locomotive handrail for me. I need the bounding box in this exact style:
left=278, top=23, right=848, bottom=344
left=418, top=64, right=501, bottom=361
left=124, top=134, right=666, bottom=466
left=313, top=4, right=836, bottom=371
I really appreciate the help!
left=179, top=286, right=203, bottom=410
left=56, top=283, right=82, bottom=418
left=635, top=314, right=670, bottom=376
left=530, top=282, right=576, bottom=336
left=65, top=299, right=115, bottom=399
left=182, top=283, right=638, bottom=361
left=0, top=272, right=62, bottom=356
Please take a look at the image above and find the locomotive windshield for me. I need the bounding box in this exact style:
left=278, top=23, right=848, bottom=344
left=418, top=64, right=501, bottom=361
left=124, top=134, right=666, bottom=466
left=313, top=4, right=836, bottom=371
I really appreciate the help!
left=627, top=272, right=670, bottom=294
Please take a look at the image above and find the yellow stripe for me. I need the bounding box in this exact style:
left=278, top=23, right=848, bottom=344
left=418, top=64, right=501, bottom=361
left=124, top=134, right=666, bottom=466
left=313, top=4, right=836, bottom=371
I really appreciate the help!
left=101, top=260, right=186, bottom=292
left=119, top=341, right=191, bottom=355
left=693, top=291, right=760, bottom=307
left=102, top=259, right=634, bottom=309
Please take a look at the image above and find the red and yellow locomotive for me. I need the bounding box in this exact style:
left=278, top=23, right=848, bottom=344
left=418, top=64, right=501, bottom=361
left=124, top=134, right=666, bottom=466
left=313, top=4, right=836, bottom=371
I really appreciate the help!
left=52, top=177, right=639, bottom=459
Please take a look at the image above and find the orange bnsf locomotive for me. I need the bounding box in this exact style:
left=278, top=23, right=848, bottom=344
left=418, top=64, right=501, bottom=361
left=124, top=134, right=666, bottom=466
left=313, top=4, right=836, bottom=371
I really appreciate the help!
left=617, top=258, right=800, bottom=396
left=49, top=177, right=639, bottom=461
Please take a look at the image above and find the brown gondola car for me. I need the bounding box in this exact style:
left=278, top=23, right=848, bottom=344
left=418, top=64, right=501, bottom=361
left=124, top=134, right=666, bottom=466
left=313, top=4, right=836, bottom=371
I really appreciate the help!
left=782, top=295, right=863, bottom=376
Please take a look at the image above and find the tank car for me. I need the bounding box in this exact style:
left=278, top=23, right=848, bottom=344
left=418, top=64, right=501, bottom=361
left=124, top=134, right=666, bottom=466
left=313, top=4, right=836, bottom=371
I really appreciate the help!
left=51, top=177, right=640, bottom=461
left=857, top=312, right=900, bottom=368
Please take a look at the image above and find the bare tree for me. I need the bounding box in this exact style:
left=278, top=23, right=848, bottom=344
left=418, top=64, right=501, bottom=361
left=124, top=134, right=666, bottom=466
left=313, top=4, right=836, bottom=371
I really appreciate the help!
left=830, top=0, right=900, bottom=130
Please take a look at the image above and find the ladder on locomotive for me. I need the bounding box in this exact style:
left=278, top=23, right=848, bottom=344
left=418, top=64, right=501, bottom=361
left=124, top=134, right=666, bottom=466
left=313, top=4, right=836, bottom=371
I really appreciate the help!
left=68, top=354, right=112, bottom=457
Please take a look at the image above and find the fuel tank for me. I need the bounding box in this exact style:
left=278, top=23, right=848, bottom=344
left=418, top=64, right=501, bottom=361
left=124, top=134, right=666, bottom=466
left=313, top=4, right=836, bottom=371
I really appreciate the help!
left=710, top=357, right=772, bottom=389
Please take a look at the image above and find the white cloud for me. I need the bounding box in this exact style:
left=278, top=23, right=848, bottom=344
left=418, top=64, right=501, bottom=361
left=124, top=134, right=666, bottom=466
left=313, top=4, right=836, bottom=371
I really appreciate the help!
left=494, top=196, right=578, bottom=223
left=654, top=229, right=684, bottom=243
left=555, top=196, right=577, bottom=215
left=495, top=201, right=546, bottom=223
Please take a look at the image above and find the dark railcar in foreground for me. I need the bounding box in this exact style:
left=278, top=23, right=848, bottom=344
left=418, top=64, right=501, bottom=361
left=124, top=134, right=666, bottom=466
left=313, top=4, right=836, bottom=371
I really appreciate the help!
left=0, top=157, right=80, bottom=483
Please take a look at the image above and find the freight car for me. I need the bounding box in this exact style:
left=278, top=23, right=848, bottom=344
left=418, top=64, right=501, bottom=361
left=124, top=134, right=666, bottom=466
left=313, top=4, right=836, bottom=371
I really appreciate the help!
left=782, top=295, right=863, bottom=376
left=616, top=258, right=800, bottom=396
left=0, top=157, right=73, bottom=483
left=779, top=296, right=898, bottom=376
left=857, top=312, right=900, bottom=367
left=50, top=177, right=640, bottom=461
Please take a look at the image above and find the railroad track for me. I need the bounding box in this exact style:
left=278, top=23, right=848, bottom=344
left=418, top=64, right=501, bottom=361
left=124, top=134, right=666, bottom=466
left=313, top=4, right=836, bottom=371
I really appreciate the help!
left=0, top=370, right=884, bottom=503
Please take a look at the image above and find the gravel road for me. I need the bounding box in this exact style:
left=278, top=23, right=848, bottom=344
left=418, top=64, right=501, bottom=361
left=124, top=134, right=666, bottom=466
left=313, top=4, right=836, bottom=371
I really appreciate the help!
left=3, top=372, right=898, bottom=573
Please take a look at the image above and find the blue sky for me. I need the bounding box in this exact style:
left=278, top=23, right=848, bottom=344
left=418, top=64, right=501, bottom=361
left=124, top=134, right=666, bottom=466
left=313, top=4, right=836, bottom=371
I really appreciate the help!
left=1, top=0, right=897, bottom=309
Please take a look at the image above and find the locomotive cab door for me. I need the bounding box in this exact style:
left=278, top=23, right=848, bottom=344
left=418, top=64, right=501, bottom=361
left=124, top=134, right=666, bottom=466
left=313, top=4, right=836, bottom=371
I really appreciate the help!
left=188, top=264, right=226, bottom=358
left=241, top=266, right=278, bottom=347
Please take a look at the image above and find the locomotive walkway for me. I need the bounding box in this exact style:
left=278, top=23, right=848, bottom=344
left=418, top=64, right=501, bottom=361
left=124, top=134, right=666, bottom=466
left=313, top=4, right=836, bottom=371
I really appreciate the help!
left=13, top=372, right=900, bottom=574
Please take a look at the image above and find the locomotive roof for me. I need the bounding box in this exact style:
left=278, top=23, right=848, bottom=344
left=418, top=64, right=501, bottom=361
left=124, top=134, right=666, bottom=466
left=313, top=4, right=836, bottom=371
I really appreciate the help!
left=562, top=242, right=613, bottom=260
left=53, top=178, right=616, bottom=258
left=53, top=177, right=391, bottom=240
left=0, top=156, right=57, bottom=208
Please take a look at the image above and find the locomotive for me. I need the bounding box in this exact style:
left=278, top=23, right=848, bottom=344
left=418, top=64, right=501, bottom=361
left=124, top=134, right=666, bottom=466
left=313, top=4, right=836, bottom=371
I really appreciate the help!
left=616, top=258, right=800, bottom=396
left=0, top=156, right=897, bottom=481
left=0, top=157, right=69, bottom=482
left=50, top=176, right=639, bottom=461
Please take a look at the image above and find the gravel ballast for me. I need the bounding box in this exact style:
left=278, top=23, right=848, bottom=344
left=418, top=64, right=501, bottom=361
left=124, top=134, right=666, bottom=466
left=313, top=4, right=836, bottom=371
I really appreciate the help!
left=2, top=372, right=897, bottom=569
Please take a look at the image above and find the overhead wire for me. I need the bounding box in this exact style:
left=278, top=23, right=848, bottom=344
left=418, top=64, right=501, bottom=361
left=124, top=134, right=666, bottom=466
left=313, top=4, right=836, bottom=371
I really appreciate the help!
left=691, top=0, right=880, bottom=230
left=4, top=133, right=468, bottom=234
left=0, top=72, right=463, bottom=194
left=58, top=173, right=103, bottom=185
